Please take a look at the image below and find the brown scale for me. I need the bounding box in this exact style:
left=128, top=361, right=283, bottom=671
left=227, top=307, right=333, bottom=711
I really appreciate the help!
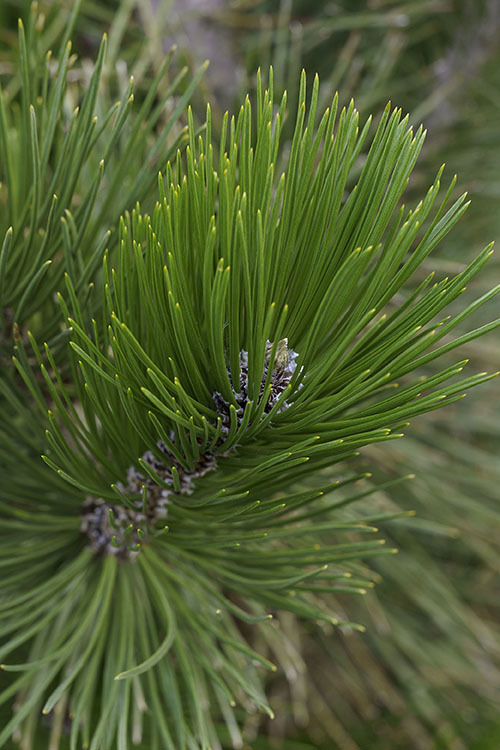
left=213, top=338, right=299, bottom=433
left=80, top=498, right=144, bottom=560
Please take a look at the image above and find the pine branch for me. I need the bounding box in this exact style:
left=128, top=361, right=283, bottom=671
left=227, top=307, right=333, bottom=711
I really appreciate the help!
left=1, top=28, right=499, bottom=750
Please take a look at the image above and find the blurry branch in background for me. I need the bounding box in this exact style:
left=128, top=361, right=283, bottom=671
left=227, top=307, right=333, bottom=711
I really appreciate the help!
left=0, top=0, right=206, bottom=354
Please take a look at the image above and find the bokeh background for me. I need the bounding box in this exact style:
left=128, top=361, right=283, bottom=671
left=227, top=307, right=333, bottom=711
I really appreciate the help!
left=1, top=1, right=499, bottom=748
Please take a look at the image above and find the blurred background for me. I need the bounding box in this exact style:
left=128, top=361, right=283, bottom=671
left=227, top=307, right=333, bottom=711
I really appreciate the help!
left=1, top=1, right=500, bottom=748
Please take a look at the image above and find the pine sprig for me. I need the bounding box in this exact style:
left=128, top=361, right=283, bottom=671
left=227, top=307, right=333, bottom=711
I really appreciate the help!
left=45, top=71, right=498, bottom=478
left=2, top=67, right=499, bottom=748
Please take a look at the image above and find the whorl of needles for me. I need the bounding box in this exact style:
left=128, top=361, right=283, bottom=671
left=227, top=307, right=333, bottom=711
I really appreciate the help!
left=81, top=340, right=299, bottom=557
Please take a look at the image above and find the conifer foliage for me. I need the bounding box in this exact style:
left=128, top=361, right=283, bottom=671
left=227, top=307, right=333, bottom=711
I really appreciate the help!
left=1, top=14, right=499, bottom=750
